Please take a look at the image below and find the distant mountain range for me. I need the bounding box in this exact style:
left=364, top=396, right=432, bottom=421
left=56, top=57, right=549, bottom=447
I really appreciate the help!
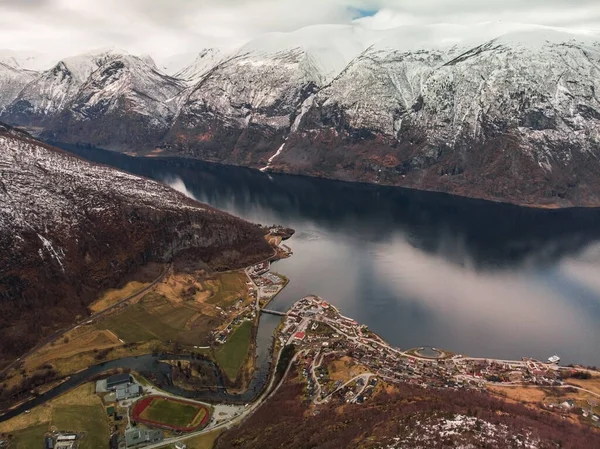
left=2, top=24, right=600, bottom=207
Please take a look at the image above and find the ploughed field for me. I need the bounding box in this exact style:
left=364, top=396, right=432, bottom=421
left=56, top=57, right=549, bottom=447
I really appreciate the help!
left=132, top=396, right=210, bottom=431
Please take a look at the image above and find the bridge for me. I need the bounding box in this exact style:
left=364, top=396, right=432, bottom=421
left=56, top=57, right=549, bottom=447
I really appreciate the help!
left=261, top=309, right=287, bottom=317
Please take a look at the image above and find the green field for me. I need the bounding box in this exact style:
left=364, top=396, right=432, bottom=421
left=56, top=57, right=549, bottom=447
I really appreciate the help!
left=10, top=424, right=47, bottom=448
left=215, top=321, right=253, bottom=380
left=141, top=398, right=205, bottom=428
left=206, top=272, right=247, bottom=306
left=53, top=405, right=109, bottom=449
left=95, top=292, right=207, bottom=344
left=9, top=404, right=109, bottom=449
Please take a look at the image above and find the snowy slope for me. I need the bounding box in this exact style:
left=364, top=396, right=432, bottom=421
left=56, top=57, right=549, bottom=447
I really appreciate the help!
left=159, top=52, right=203, bottom=76
left=0, top=62, right=37, bottom=112
left=238, top=24, right=381, bottom=82
left=2, top=48, right=130, bottom=124
left=174, top=49, right=223, bottom=85
left=68, top=54, right=184, bottom=126
left=40, top=54, right=186, bottom=149
left=2, top=25, right=600, bottom=205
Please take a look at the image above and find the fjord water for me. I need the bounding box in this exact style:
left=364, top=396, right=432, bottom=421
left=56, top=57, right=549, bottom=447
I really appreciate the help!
left=62, top=145, right=600, bottom=366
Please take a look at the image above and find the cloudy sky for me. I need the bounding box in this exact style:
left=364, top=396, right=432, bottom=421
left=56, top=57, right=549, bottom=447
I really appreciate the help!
left=1, top=0, right=599, bottom=61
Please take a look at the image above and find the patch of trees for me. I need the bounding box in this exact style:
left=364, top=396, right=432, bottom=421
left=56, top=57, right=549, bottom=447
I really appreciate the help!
left=276, top=344, right=296, bottom=381
left=0, top=367, right=58, bottom=410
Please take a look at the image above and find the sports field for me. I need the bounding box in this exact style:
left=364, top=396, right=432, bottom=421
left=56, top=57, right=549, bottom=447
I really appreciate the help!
left=132, top=396, right=210, bottom=431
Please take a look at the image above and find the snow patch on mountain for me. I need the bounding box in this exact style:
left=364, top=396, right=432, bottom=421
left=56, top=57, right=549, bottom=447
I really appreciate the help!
left=174, top=49, right=223, bottom=85
left=0, top=132, right=207, bottom=241
left=0, top=63, right=37, bottom=111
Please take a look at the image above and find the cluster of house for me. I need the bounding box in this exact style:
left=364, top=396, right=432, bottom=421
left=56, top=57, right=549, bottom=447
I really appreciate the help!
left=248, top=267, right=286, bottom=306
left=279, top=296, right=598, bottom=416
left=213, top=303, right=255, bottom=345
left=248, top=261, right=269, bottom=276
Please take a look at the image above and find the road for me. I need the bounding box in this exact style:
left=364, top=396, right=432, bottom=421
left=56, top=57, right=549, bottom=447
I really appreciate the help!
left=315, top=372, right=373, bottom=405
left=0, top=263, right=171, bottom=377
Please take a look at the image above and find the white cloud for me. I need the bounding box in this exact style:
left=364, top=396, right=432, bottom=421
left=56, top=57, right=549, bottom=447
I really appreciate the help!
left=0, top=0, right=599, bottom=64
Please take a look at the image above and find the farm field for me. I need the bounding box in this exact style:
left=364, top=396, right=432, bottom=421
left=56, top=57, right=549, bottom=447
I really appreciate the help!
left=205, top=272, right=249, bottom=307
left=214, top=321, right=253, bottom=381
left=0, top=383, right=109, bottom=449
left=95, top=292, right=218, bottom=346
left=132, top=396, right=210, bottom=431
left=53, top=404, right=110, bottom=449
left=9, top=423, right=48, bottom=448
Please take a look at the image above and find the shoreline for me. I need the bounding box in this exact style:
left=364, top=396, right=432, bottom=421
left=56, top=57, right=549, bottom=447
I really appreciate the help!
left=50, top=141, right=600, bottom=211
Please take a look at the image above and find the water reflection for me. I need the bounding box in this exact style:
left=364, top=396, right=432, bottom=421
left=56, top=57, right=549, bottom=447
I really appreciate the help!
left=57, top=144, right=600, bottom=366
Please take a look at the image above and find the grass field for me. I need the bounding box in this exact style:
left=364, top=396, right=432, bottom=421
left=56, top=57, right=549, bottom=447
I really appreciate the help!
left=95, top=292, right=215, bottom=346
left=10, top=423, right=48, bottom=448
left=206, top=272, right=248, bottom=306
left=214, top=321, right=253, bottom=380
left=134, top=396, right=210, bottom=431
left=142, top=399, right=201, bottom=428
left=180, top=430, right=222, bottom=449
left=327, top=357, right=370, bottom=383
left=0, top=383, right=109, bottom=449
left=53, top=404, right=110, bottom=449
left=25, top=328, right=122, bottom=371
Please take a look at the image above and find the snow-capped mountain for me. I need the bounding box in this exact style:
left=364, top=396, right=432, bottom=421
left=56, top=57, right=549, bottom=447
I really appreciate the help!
left=164, top=25, right=377, bottom=164
left=0, top=122, right=272, bottom=364
left=0, top=62, right=37, bottom=112
left=42, top=54, right=185, bottom=148
left=1, top=48, right=130, bottom=125
left=276, top=28, right=600, bottom=206
left=159, top=51, right=202, bottom=76
left=2, top=25, right=600, bottom=206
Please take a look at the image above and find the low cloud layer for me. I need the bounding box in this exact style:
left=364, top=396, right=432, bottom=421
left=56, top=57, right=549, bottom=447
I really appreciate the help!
left=1, top=0, right=599, bottom=62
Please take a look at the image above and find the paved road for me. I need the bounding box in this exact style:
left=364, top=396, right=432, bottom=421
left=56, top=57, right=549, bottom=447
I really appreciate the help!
left=0, top=263, right=171, bottom=377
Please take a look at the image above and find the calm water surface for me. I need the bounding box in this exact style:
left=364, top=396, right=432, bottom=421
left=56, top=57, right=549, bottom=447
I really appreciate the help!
left=61, top=145, right=600, bottom=366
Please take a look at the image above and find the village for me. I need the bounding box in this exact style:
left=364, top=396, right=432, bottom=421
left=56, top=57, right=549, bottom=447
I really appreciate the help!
left=277, top=296, right=600, bottom=426
left=212, top=260, right=288, bottom=345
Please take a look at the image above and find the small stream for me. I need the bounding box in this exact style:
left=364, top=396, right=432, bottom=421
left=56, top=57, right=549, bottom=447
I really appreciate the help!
left=0, top=313, right=282, bottom=422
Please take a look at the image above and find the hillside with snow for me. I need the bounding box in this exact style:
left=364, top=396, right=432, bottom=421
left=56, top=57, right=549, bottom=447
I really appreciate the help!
left=0, top=123, right=272, bottom=366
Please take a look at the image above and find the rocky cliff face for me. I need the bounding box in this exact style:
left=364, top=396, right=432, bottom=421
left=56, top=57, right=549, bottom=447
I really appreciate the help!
left=273, top=30, right=600, bottom=206
left=0, top=124, right=272, bottom=364
left=2, top=27, right=600, bottom=206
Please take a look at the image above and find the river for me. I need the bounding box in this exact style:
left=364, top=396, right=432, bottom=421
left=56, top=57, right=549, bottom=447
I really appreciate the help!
left=58, top=144, right=600, bottom=367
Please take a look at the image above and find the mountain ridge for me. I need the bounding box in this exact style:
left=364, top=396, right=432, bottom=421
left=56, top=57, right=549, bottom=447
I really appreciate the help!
left=2, top=26, right=600, bottom=207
